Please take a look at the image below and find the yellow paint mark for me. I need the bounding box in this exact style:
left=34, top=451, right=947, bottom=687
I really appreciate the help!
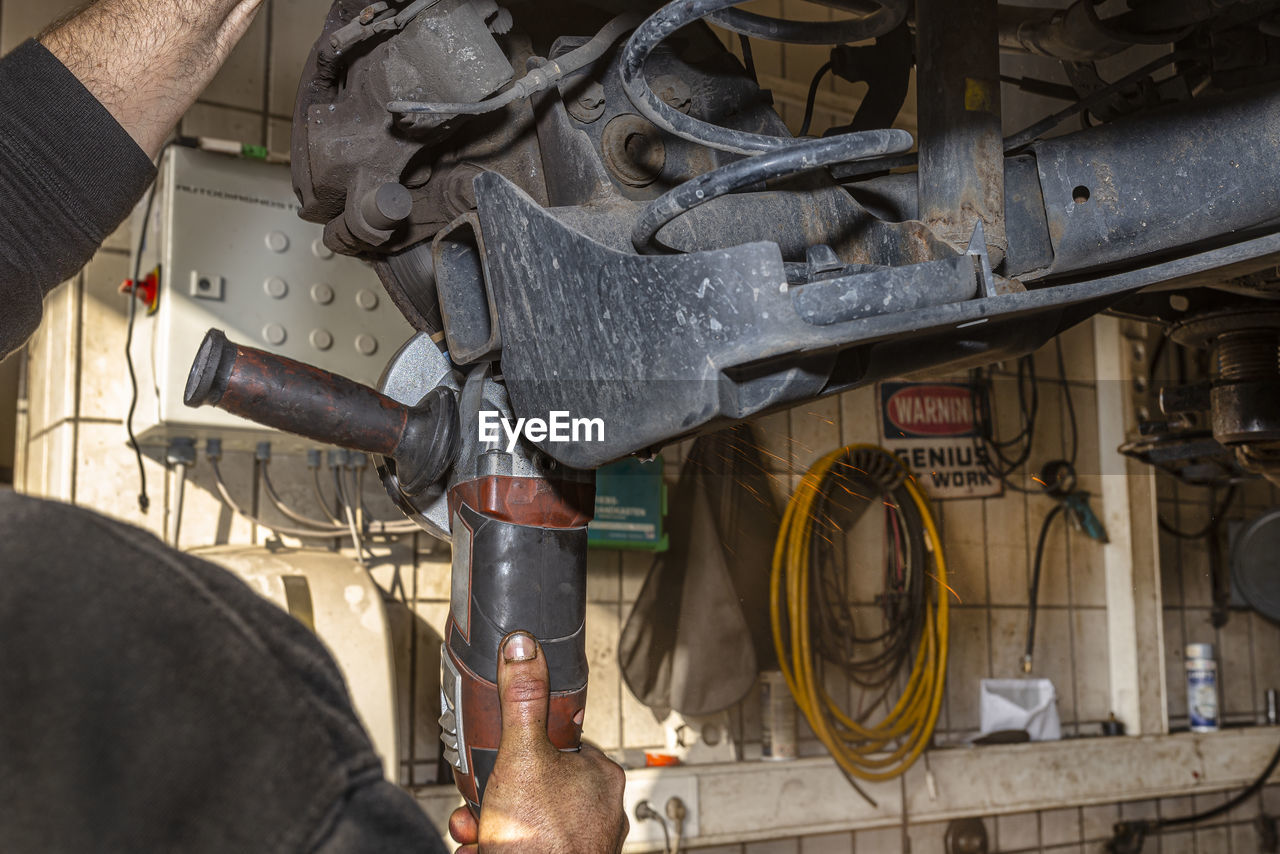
left=964, top=78, right=994, bottom=113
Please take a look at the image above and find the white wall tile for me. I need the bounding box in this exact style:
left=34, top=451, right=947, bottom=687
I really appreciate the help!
left=745, top=838, right=799, bottom=854
left=583, top=602, right=621, bottom=751
left=997, top=812, right=1039, bottom=850
left=1041, top=807, right=1081, bottom=846
left=0, top=0, right=82, bottom=52
left=268, top=0, right=330, bottom=115
left=1073, top=608, right=1110, bottom=723
left=798, top=831, right=852, bottom=854
left=201, top=8, right=268, bottom=110
left=853, top=826, right=903, bottom=854
left=586, top=548, right=621, bottom=603
left=945, top=607, right=989, bottom=733
left=181, top=102, right=264, bottom=146
left=986, top=494, right=1029, bottom=605
left=73, top=420, right=166, bottom=538
left=25, top=277, right=79, bottom=434
left=77, top=251, right=131, bottom=420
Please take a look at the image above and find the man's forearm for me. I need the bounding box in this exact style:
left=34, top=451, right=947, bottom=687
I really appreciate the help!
left=40, top=0, right=264, bottom=158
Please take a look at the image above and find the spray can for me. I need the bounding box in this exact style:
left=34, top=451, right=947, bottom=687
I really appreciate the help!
left=760, top=670, right=797, bottom=760
left=1185, top=643, right=1220, bottom=733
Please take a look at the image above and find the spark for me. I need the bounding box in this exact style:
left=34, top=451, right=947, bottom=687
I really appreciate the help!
left=928, top=571, right=962, bottom=603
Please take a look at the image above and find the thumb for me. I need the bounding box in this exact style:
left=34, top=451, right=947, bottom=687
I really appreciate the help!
left=497, top=631, right=556, bottom=758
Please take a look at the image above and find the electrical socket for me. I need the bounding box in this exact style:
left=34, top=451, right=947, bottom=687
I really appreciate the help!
left=622, top=771, right=698, bottom=848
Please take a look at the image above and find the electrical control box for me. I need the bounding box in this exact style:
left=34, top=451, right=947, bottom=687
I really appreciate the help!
left=129, top=146, right=414, bottom=451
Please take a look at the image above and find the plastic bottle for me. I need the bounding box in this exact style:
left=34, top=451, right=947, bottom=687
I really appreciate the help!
left=1185, top=643, right=1220, bottom=733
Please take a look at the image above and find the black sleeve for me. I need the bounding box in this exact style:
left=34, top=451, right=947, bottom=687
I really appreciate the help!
left=0, top=492, right=449, bottom=853
left=0, top=39, right=157, bottom=361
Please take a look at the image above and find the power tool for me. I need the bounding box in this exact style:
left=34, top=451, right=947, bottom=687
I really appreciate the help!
left=185, top=330, right=593, bottom=813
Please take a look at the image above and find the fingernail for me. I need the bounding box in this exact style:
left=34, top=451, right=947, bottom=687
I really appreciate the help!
left=503, top=631, right=537, bottom=662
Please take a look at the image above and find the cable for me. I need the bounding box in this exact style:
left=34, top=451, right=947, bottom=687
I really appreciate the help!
left=737, top=34, right=757, bottom=84
left=124, top=143, right=177, bottom=515
left=1023, top=501, right=1067, bottom=673
left=772, top=444, right=948, bottom=790
left=632, top=130, right=911, bottom=253
left=209, top=457, right=415, bottom=539
left=620, top=0, right=907, bottom=156
left=707, top=0, right=906, bottom=46
left=312, top=466, right=345, bottom=526
left=262, top=460, right=354, bottom=530
left=1054, top=337, right=1078, bottom=468
left=799, top=61, right=833, bottom=137
left=1107, top=736, right=1280, bottom=853
left=387, top=13, right=642, bottom=114
left=1158, top=486, right=1238, bottom=539
left=1004, top=49, right=1196, bottom=152
left=170, top=461, right=188, bottom=549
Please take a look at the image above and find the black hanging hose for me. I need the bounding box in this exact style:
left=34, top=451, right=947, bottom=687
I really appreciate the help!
left=799, top=61, right=833, bottom=137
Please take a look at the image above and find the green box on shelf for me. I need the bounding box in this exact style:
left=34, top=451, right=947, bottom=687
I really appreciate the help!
left=587, top=456, right=668, bottom=551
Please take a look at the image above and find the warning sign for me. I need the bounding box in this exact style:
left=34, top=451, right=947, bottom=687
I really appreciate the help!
left=878, top=381, right=1001, bottom=500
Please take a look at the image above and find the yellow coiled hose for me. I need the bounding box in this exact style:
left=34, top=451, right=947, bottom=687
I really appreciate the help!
left=770, top=444, right=948, bottom=783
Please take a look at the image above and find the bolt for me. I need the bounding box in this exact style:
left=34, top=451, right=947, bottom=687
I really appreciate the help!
left=360, top=182, right=412, bottom=231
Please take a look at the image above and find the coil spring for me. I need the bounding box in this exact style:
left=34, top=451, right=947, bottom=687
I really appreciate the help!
left=620, top=0, right=913, bottom=253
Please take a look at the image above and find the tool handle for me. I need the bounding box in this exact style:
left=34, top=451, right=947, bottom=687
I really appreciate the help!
left=439, top=475, right=594, bottom=815
left=185, top=329, right=412, bottom=454
left=184, top=329, right=458, bottom=492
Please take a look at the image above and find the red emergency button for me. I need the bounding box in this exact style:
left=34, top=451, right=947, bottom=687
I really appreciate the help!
left=120, top=268, right=160, bottom=314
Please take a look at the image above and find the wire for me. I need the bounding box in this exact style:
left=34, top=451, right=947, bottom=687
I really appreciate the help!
left=1003, top=49, right=1195, bottom=152
left=1023, top=501, right=1067, bottom=673
left=738, top=34, right=757, bottom=84
left=707, top=0, right=906, bottom=45
left=209, top=457, right=415, bottom=539
left=262, top=460, right=355, bottom=530
left=124, top=143, right=177, bottom=514
left=170, top=460, right=188, bottom=549
left=1158, top=486, right=1238, bottom=539
left=1054, top=338, right=1079, bottom=468
left=387, top=13, right=642, bottom=114
left=632, top=130, right=911, bottom=253
left=772, top=444, right=948, bottom=791
left=1108, top=737, right=1280, bottom=853
left=799, top=61, right=833, bottom=137
left=312, top=466, right=345, bottom=526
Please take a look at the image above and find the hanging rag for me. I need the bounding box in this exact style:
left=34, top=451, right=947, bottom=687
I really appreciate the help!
left=618, top=423, right=782, bottom=718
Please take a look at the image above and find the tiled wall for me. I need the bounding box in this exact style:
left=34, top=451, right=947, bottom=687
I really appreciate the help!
left=7, top=1, right=1280, bottom=852
left=1147, top=334, right=1280, bottom=732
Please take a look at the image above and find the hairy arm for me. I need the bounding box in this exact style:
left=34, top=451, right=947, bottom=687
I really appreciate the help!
left=40, top=0, right=265, bottom=158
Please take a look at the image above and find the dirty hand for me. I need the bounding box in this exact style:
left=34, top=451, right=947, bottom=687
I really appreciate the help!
left=448, top=631, right=628, bottom=853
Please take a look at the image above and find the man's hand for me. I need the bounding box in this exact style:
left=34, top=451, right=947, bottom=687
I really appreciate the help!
left=449, top=631, right=628, bottom=853
left=40, top=0, right=265, bottom=158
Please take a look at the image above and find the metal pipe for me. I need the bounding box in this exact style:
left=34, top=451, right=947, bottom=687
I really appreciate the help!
left=916, top=0, right=1006, bottom=266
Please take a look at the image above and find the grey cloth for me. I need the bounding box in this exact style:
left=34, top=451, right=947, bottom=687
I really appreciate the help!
left=0, top=40, right=156, bottom=362
left=0, top=39, right=448, bottom=852
left=618, top=425, right=781, bottom=718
